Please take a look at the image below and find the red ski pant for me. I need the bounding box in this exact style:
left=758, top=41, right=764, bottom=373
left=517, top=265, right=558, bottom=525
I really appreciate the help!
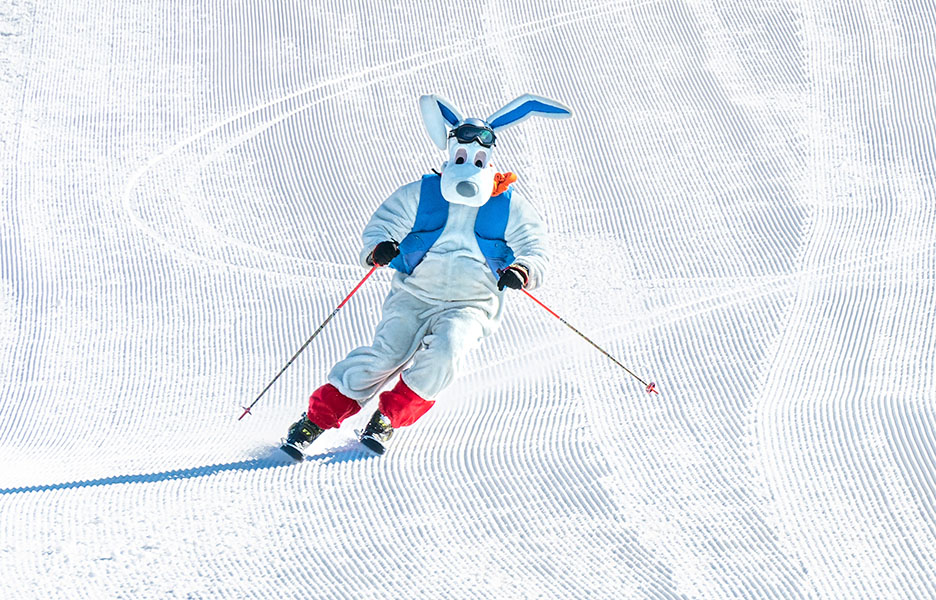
left=306, top=377, right=434, bottom=430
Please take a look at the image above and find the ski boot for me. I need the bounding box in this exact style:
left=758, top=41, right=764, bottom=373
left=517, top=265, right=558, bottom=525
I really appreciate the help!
left=280, top=413, right=324, bottom=461
left=359, top=410, right=393, bottom=455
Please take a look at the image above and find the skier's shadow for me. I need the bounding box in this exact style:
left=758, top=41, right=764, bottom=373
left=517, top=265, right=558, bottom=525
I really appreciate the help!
left=0, top=442, right=372, bottom=495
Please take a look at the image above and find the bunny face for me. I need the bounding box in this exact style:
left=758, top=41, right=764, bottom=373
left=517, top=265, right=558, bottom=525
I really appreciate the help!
left=418, top=93, right=572, bottom=205
left=440, top=138, right=496, bottom=207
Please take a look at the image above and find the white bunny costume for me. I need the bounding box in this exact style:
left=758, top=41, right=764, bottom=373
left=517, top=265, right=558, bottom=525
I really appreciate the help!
left=304, top=94, right=571, bottom=431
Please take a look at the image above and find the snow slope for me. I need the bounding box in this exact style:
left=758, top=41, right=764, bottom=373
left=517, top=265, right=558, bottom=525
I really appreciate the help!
left=1, top=0, right=934, bottom=598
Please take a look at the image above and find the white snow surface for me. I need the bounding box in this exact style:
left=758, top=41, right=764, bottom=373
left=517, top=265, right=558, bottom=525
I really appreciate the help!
left=2, top=1, right=935, bottom=598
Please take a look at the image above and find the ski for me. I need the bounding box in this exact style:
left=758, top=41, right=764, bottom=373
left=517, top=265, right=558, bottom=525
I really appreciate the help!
left=279, top=440, right=305, bottom=461
left=356, top=430, right=388, bottom=455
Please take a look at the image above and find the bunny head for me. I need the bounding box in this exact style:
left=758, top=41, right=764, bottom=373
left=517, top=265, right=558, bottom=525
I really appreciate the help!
left=419, top=94, right=572, bottom=207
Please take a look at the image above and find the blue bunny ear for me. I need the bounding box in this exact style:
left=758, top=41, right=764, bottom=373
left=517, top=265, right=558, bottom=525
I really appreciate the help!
left=486, top=94, right=572, bottom=131
left=419, top=95, right=464, bottom=149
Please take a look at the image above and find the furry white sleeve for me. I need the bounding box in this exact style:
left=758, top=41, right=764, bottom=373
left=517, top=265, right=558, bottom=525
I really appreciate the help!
left=504, top=191, right=550, bottom=290
left=358, top=180, right=421, bottom=268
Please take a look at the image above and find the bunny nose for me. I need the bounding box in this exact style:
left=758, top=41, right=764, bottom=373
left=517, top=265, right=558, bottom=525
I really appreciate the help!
left=456, top=181, right=478, bottom=197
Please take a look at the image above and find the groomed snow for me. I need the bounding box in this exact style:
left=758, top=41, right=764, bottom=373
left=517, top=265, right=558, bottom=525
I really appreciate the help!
left=1, top=1, right=934, bottom=598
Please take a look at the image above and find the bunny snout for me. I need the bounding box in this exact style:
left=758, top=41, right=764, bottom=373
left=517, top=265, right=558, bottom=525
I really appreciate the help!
left=440, top=159, right=496, bottom=207
left=439, top=139, right=497, bottom=206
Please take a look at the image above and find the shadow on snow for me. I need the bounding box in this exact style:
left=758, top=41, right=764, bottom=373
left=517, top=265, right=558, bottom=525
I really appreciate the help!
left=0, top=441, right=373, bottom=495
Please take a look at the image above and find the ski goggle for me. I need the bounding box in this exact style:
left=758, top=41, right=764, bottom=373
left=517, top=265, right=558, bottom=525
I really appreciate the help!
left=448, top=123, right=496, bottom=147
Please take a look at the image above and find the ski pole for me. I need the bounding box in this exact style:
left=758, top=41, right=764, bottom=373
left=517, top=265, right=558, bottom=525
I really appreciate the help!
left=521, top=288, right=658, bottom=395
left=238, top=264, right=380, bottom=420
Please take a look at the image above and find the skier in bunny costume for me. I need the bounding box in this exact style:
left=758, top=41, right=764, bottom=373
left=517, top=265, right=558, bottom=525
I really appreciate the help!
left=280, top=93, right=571, bottom=458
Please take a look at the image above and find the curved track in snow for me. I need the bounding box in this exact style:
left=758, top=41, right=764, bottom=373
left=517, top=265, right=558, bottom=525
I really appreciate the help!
left=2, top=1, right=934, bottom=598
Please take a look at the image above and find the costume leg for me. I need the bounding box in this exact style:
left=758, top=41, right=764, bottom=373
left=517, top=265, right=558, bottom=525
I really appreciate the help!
left=307, top=290, right=429, bottom=429
left=378, top=306, right=489, bottom=427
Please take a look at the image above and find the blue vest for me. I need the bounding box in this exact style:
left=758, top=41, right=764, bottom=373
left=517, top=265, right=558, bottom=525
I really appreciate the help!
left=389, top=174, right=515, bottom=277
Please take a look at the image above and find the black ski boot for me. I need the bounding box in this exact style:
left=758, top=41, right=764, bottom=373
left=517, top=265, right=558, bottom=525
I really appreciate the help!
left=280, top=413, right=324, bottom=461
left=359, top=410, right=393, bottom=455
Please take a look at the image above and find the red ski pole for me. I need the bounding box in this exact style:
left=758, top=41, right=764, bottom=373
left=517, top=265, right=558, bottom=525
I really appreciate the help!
left=521, top=289, right=658, bottom=395
left=238, top=264, right=380, bottom=420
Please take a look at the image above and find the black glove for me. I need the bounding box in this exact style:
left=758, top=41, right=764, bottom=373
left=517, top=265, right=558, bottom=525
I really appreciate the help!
left=369, top=241, right=400, bottom=266
left=497, top=265, right=529, bottom=291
